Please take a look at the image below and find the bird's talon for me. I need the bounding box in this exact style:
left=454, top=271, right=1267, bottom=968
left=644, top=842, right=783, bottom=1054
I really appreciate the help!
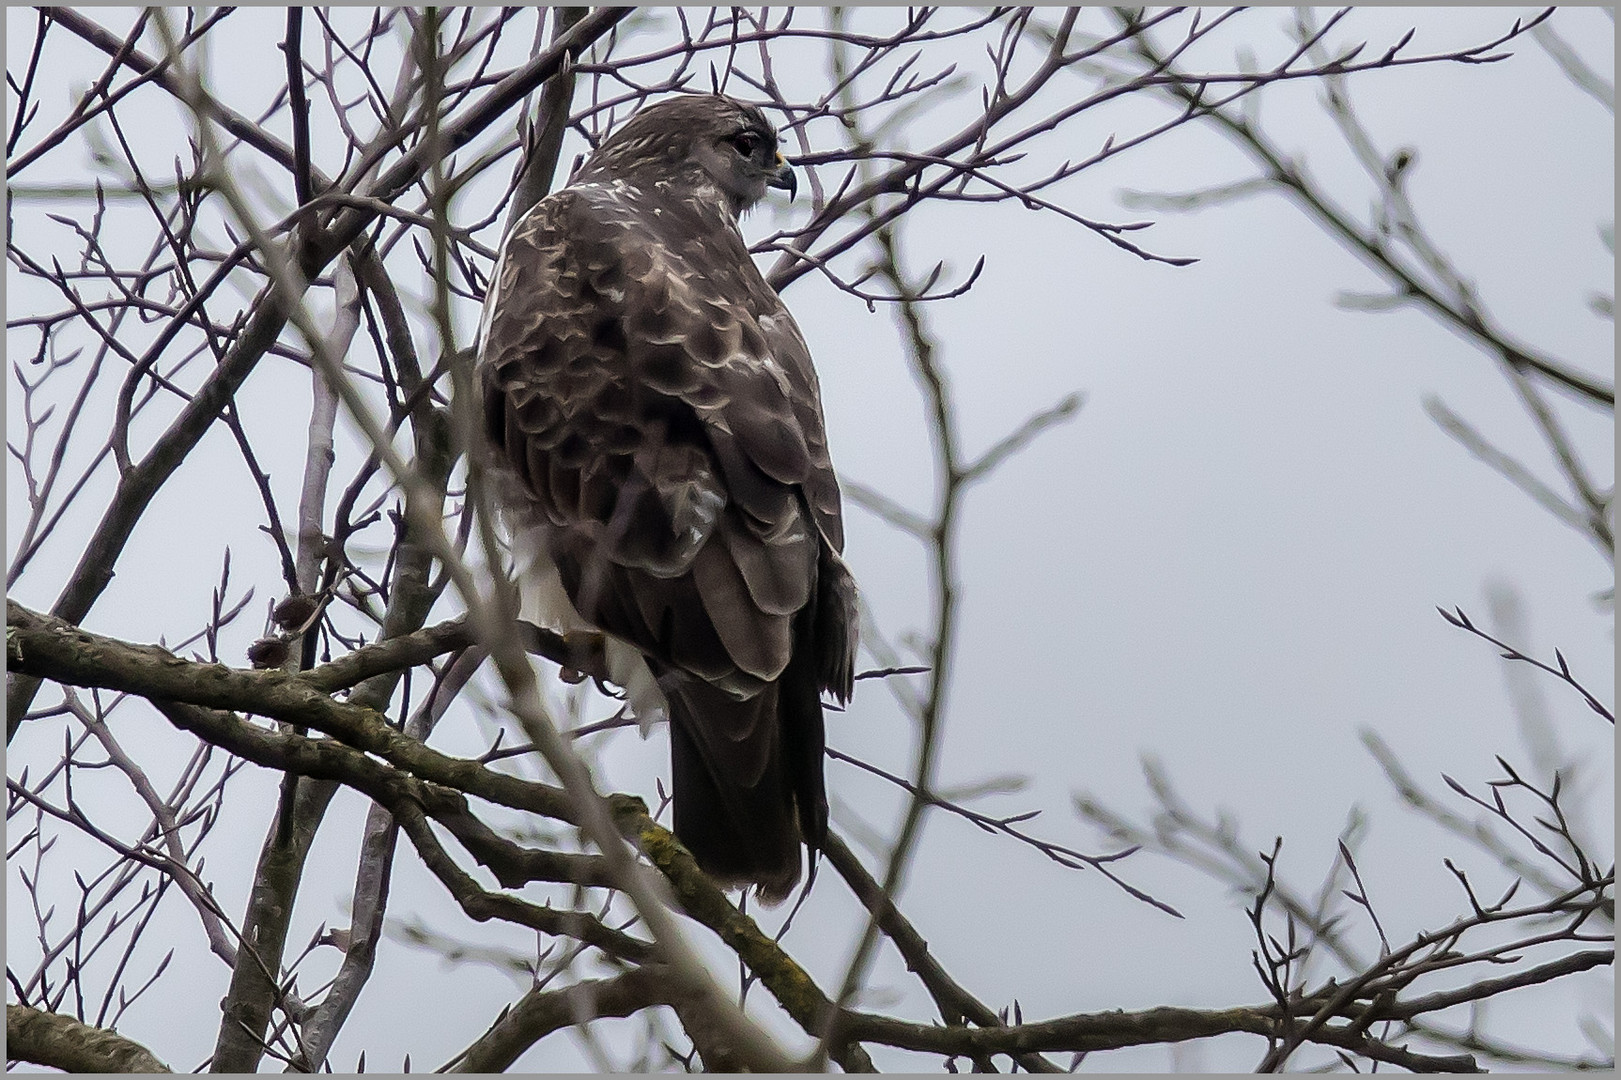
left=561, top=629, right=607, bottom=678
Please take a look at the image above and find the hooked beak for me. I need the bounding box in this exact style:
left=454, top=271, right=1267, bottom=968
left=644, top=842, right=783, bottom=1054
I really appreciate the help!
left=767, top=152, right=797, bottom=201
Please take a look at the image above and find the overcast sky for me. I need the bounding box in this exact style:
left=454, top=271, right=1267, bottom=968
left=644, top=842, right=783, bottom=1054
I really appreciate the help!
left=6, top=6, right=1613, bottom=1072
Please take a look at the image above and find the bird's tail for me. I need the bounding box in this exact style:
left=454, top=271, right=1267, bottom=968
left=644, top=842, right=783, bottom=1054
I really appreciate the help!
left=666, top=612, right=826, bottom=904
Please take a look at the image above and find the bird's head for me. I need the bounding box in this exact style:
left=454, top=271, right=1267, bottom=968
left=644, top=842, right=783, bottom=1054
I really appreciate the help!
left=581, top=94, right=796, bottom=219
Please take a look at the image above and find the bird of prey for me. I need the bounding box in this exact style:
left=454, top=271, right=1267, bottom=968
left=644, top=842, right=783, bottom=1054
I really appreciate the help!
left=477, top=94, right=857, bottom=902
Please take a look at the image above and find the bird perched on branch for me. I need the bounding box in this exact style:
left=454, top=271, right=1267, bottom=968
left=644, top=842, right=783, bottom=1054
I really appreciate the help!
left=477, top=94, right=857, bottom=902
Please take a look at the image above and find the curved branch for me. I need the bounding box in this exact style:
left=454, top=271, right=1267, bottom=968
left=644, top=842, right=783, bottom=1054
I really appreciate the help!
left=7, top=599, right=579, bottom=823
left=7, top=1004, right=170, bottom=1073
left=443, top=967, right=672, bottom=1072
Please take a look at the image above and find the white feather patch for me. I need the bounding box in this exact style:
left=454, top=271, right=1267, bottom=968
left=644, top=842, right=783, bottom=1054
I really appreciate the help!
left=511, top=522, right=668, bottom=735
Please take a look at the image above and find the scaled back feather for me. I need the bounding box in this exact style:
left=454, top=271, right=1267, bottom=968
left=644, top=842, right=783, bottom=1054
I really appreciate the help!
left=478, top=94, right=857, bottom=901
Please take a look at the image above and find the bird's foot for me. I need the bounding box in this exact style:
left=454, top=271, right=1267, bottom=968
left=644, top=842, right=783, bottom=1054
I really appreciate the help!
left=559, top=630, right=607, bottom=684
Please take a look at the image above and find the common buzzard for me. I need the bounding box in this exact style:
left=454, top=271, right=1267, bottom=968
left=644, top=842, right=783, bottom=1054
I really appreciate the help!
left=477, top=94, right=857, bottom=902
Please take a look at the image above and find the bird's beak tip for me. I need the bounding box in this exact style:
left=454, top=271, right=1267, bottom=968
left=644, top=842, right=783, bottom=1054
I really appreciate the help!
left=768, top=160, right=797, bottom=201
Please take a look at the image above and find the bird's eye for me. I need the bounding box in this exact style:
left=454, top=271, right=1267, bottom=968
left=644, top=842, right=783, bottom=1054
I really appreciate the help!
left=730, top=132, right=760, bottom=157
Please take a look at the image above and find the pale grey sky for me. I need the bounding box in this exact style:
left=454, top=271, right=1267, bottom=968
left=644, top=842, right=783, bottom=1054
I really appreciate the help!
left=6, top=6, right=1612, bottom=1072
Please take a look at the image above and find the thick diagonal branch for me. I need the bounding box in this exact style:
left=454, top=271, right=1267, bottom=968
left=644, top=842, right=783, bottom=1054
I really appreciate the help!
left=8, top=1004, right=170, bottom=1073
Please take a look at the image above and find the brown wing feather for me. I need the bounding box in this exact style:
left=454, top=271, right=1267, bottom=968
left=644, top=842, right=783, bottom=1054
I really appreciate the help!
left=482, top=186, right=839, bottom=682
